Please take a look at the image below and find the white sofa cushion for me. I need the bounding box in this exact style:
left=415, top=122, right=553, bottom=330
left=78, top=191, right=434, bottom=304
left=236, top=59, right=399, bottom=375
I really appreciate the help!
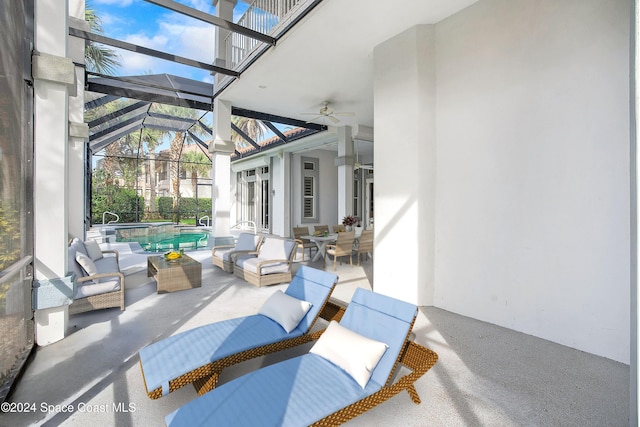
left=94, top=256, right=119, bottom=274
left=84, top=239, right=103, bottom=261
left=70, top=238, right=88, bottom=257
left=68, top=246, right=86, bottom=278
left=310, top=320, right=389, bottom=389
left=213, top=248, right=234, bottom=261
left=258, top=290, right=312, bottom=333
left=74, top=280, right=120, bottom=298
left=235, top=233, right=261, bottom=251
left=258, top=238, right=295, bottom=261
left=237, top=257, right=289, bottom=275
left=76, top=252, right=99, bottom=277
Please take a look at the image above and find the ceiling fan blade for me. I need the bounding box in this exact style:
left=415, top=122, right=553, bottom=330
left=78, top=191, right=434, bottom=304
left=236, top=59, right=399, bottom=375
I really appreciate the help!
left=333, top=111, right=355, bottom=117
left=305, top=115, right=322, bottom=123
left=327, top=115, right=341, bottom=124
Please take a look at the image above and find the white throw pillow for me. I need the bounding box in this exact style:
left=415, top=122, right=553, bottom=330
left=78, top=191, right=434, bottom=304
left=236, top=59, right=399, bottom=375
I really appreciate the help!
left=76, top=252, right=99, bottom=277
left=310, top=321, right=388, bottom=388
left=84, top=239, right=103, bottom=261
left=258, top=290, right=312, bottom=333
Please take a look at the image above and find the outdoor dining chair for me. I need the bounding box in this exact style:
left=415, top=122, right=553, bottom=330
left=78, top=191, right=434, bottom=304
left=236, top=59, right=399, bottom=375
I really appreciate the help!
left=324, top=230, right=355, bottom=270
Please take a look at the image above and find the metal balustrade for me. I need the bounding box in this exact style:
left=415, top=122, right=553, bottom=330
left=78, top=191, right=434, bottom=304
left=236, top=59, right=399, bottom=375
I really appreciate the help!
left=224, top=0, right=307, bottom=69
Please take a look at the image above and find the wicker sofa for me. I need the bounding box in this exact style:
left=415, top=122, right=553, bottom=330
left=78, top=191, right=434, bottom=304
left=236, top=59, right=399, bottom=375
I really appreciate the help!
left=67, top=238, right=125, bottom=315
left=233, top=237, right=298, bottom=287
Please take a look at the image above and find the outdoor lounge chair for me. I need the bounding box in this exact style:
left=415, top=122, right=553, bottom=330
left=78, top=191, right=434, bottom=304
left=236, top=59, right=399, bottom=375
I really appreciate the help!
left=164, top=288, right=439, bottom=427
left=212, top=232, right=263, bottom=273
left=139, top=266, right=340, bottom=400
left=233, top=236, right=298, bottom=287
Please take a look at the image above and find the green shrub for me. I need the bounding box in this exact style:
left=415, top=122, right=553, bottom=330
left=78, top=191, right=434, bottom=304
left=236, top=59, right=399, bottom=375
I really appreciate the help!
left=156, top=197, right=211, bottom=220
left=92, top=185, right=144, bottom=224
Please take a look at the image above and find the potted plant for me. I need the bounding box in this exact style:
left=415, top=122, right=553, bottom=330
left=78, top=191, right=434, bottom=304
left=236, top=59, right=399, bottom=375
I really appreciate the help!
left=342, top=215, right=357, bottom=231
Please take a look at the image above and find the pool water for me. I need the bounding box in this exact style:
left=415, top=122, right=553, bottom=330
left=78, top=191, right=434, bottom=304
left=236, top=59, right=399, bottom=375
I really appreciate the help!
left=115, top=229, right=210, bottom=252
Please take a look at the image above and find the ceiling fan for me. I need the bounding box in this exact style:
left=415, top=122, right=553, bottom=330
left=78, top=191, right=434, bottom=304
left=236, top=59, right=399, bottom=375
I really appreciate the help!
left=300, top=102, right=355, bottom=124
left=354, top=140, right=373, bottom=170
left=354, top=162, right=374, bottom=171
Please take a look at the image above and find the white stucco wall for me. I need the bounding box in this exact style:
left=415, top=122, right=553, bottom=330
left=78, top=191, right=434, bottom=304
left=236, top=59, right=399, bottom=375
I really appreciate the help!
left=290, top=149, right=339, bottom=231
left=433, top=0, right=630, bottom=362
left=373, top=25, right=437, bottom=306
left=373, top=0, right=630, bottom=363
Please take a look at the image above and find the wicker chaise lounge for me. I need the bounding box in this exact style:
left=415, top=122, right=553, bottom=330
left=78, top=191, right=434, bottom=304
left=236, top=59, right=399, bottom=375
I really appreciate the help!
left=139, top=266, right=340, bottom=399
left=164, top=288, right=439, bottom=426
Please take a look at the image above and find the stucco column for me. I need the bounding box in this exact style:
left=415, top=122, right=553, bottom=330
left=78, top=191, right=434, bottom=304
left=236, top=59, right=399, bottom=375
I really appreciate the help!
left=212, top=0, right=237, bottom=70
left=372, top=25, right=436, bottom=305
left=335, top=126, right=354, bottom=221
left=209, top=98, right=235, bottom=241
left=631, top=1, right=639, bottom=423
left=33, top=0, right=74, bottom=279
left=68, top=1, right=89, bottom=238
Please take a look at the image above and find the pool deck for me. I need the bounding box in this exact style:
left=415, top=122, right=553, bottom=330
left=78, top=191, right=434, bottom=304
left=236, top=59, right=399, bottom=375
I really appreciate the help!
left=1, top=239, right=630, bottom=426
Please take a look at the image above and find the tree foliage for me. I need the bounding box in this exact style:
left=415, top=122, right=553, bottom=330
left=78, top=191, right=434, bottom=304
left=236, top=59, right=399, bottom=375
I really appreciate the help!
left=91, top=169, right=144, bottom=224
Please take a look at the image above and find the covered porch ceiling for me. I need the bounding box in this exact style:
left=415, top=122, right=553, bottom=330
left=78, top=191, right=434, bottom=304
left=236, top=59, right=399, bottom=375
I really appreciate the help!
left=82, top=0, right=480, bottom=159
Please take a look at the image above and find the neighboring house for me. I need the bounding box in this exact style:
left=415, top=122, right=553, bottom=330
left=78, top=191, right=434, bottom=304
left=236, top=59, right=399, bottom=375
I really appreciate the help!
left=153, top=144, right=212, bottom=199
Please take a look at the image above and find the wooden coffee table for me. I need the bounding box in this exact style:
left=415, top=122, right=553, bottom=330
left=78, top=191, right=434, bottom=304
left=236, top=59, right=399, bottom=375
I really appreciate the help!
left=147, top=254, right=202, bottom=293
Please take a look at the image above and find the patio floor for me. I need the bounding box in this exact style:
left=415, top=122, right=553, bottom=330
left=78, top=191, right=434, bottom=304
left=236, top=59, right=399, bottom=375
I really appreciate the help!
left=2, top=242, right=630, bottom=426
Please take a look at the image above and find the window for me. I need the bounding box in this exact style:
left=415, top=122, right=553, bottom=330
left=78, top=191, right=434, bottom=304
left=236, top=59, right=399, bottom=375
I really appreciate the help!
left=236, top=167, right=270, bottom=232
left=301, top=157, right=318, bottom=223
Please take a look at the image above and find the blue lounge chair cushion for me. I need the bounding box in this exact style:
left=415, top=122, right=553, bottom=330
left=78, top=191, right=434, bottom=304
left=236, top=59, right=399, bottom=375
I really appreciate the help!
left=165, top=288, right=418, bottom=426
left=338, top=289, right=417, bottom=387
left=139, top=265, right=337, bottom=396
left=166, top=354, right=379, bottom=427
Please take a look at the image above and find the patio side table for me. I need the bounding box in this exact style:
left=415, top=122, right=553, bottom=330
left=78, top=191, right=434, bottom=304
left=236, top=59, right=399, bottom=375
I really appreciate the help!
left=147, top=254, right=202, bottom=293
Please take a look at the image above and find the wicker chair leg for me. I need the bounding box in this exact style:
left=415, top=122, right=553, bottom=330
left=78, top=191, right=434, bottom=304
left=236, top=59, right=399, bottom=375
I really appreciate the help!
left=193, top=372, right=220, bottom=396
left=406, top=384, right=421, bottom=404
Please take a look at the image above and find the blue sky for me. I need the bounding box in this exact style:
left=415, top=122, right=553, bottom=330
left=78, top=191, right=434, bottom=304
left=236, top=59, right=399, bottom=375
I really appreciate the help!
left=90, top=0, right=250, bottom=83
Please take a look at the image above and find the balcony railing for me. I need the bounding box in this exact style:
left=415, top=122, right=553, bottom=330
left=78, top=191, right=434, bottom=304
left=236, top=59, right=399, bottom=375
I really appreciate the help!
left=224, top=0, right=310, bottom=70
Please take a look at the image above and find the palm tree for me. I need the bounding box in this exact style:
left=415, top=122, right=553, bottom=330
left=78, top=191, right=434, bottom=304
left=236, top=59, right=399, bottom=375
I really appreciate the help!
left=85, top=1, right=120, bottom=74
left=231, top=116, right=268, bottom=149
left=150, top=104, right=204, bottom=222
left=140, top=128, right=163, bottom=216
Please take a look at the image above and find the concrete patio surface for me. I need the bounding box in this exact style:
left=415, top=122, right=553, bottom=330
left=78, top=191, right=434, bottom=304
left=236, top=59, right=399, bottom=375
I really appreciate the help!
left=0, top=242, right=630, bottom=426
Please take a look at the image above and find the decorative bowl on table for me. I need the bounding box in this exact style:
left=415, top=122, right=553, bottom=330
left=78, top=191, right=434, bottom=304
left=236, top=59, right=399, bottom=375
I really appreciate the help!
left=164, top=251, right=182, bottom=262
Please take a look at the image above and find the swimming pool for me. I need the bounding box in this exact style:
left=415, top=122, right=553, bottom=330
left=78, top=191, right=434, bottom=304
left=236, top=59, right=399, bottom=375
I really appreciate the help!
left=112, top=224, right=210, bottom=252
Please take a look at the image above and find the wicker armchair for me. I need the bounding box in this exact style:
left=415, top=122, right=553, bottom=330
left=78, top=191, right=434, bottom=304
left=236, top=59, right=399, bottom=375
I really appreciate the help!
left=212, top=233, right=263, bottom=273
left=332, top=224, right=345, bottom=233
left=234, top=237, right=299, bottom=287
left=292, top=226, right=314, bottom=261
left=324, top=230, right=355, bottom=271
left=67, top=238, right=125, bottom=315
